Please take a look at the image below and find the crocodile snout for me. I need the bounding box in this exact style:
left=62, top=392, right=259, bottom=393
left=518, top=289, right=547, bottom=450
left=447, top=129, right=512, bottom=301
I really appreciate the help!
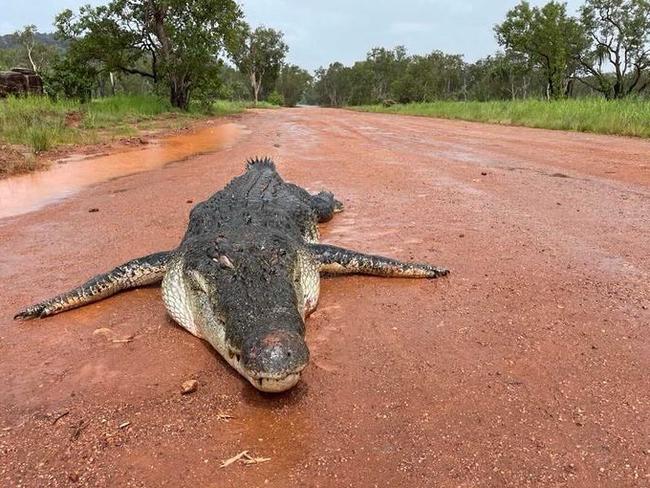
left=241, top=330, right=309, bottom=392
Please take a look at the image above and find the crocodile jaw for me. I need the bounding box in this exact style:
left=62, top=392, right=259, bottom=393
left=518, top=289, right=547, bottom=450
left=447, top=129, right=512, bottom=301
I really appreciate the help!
left=251, top=372, right=302, bottom=393
left=162, top=257, right=310, bottom=393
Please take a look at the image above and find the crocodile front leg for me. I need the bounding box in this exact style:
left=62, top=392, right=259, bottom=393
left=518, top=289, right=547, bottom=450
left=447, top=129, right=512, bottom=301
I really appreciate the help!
left=310, top=244, right=449, bottom=278
left=14, top=251, right=173, bottom=319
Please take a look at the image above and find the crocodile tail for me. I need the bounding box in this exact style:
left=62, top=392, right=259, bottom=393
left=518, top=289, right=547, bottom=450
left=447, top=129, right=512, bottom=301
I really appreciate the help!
left=246, top=156, right=276, bottom=171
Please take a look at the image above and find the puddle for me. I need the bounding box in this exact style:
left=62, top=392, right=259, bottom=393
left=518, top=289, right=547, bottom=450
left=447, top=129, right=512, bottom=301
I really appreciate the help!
left=0, top=123, right=243, bottom=219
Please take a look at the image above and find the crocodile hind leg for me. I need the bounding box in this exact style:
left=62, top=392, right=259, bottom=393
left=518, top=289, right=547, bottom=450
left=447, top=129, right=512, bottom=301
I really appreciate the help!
left=14, top=251, right=173, bottom=320
left=310, top=244, right=449, bottom=278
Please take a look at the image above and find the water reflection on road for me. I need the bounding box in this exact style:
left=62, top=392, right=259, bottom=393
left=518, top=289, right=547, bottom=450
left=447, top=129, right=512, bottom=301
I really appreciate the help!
left=0, top=123, right=243, bottom=219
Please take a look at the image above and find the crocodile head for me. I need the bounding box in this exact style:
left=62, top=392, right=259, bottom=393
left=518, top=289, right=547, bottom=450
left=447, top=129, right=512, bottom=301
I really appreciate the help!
left=165, top=237, right=310, bottom=393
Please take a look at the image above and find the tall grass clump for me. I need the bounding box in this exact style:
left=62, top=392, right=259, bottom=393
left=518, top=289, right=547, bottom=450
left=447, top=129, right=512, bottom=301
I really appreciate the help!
left=354, top=98, right=650, bottom=138
left=0, top=94, right=190, bottom=154
left=208, top=99, right=278, bottom=116
left=82, top=94, right=176, bottom=129
left=0, top=96, right=82, bottom=152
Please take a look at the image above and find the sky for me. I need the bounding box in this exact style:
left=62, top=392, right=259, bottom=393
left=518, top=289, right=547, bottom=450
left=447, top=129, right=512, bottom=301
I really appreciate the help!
left=0, top=0, right=584, bottom=71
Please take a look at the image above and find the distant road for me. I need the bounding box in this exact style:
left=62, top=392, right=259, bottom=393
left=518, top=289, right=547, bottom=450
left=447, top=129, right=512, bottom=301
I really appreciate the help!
left=1, top=108, right=648, bottom=487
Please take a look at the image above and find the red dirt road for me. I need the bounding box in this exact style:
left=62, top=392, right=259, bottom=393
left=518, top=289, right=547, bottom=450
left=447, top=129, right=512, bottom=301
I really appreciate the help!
left=1, top=108, right=648, bottom=487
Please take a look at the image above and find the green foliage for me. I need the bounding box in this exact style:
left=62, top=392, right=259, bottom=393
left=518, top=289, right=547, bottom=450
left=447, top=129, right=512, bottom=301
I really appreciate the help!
left=495, top=1, right=588, bottom=99
left=231, top=25, right=288, bottom=103
left=276, top=64, right=311, bottom=106
left=312, top=62, right=353, bottom=106
left=55, top=0, right=244, bottom=109
left=42, top=49, right=98, bottom=102
left=394, top=51, right=465, bottom=102
left=311, top=47, right=475, bottom=106
left=465, top=52, right=545, bottom=101
left=266, top=90, right=284, bottom=106
left=210, top=99, right=251, bottom=115
left=215, top=64, right=251, bottom=100
left=577, top=0, right=650, bottom=98
left=355, top=98, right=650, bottom=138
left=0, top=47, right=20, bottom=71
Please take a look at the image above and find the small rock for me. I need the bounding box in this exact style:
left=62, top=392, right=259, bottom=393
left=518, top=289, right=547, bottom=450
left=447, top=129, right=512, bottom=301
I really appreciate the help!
left=186, top=200, right=193, bottom=204
left=481, top=172, right=487, bottom=176
left=181, top=380, right=198, bottom=395
left=88, top=208, right=99, bottom=213
left=273, top=143, right=281, bottom=148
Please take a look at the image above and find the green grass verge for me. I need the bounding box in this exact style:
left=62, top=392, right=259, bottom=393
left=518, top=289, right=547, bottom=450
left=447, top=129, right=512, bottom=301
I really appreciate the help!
left=353, top=99, right=650, bottom=138
left=0, top=96, right=254, bottom=156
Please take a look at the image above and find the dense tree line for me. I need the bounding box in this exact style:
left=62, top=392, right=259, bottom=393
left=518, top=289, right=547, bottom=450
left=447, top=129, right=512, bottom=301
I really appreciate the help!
left=310, top=0, right=650, bottom=106
left=1, top=0, right=648, bottom=108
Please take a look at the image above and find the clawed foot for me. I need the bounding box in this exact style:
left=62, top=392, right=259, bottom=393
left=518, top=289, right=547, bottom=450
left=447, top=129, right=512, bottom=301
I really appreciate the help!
left=426, top=266, right=450, bottom=278
left=14, top=303, right=52, bottom=320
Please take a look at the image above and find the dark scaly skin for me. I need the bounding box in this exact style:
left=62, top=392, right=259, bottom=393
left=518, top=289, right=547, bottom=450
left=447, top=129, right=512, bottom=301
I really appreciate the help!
left=15, top=158, right=449, bottom=392
left=312, top=244, right=449, bottom=278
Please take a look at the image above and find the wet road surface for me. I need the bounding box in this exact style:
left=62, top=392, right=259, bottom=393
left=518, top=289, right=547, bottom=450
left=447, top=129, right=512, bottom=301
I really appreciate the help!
left=1, top=108, right=648, bottom=487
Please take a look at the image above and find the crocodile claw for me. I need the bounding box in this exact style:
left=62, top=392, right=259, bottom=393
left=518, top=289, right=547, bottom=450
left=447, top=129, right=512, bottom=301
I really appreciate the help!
left=430, top=267, right=450, bottom=278
left=14, top=304, right=49, bottom=320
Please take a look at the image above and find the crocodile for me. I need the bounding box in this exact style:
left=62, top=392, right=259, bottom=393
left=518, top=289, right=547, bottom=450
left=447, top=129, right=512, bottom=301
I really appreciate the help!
left=15, top=158, right=449, bottom=392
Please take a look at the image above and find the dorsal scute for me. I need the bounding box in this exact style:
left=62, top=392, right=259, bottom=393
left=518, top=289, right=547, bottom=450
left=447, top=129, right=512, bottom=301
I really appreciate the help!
left=246, top=156, right=276, bottom=171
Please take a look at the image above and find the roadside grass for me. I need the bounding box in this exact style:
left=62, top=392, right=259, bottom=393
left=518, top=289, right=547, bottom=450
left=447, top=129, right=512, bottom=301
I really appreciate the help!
left=0, top=96, right=259, bottom=176
left=353, top=98, right=650, bottom=138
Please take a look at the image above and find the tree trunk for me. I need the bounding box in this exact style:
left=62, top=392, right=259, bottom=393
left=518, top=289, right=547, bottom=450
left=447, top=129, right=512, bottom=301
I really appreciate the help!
left=253, top=84, right=260, bottom=104
left=26, top=47, right=37, bottom=73
left=250, top=72, right=261, bottom=105
left=170, top=78, right=190, bottom=110
left=564, top=78, right=575, bottom=98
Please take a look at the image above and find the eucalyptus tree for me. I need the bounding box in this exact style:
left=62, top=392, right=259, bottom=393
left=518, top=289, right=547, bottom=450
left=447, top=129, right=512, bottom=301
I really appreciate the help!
left=577, top=0, right=650, bottom=98
left=495, top=1, right=587, bottom=99
left=231, top=26, right=288, bottom=104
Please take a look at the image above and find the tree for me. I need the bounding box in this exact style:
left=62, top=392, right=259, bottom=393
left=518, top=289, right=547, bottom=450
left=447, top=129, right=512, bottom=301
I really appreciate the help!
left=6, top=26, right=60, bottom=74
left=312, top=62, right=353, bottom=107
left=15, top=26, right=39, bottom=72
left=495, top=1, right=587, bottom=99
left=577, top=0, right=650, bottom=98
left=55, top=0, right=244, bottom=109
left=276, top=64, right=312, bottom=106
left=365, top=46, right=409, bottom=101
left=43, top=50, right=98, bottom=102
left=393, top=50, right=465, bottom=102
left=466, top=51, right=544, bottom=101
left=231, top=25, right=288, bottom=104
